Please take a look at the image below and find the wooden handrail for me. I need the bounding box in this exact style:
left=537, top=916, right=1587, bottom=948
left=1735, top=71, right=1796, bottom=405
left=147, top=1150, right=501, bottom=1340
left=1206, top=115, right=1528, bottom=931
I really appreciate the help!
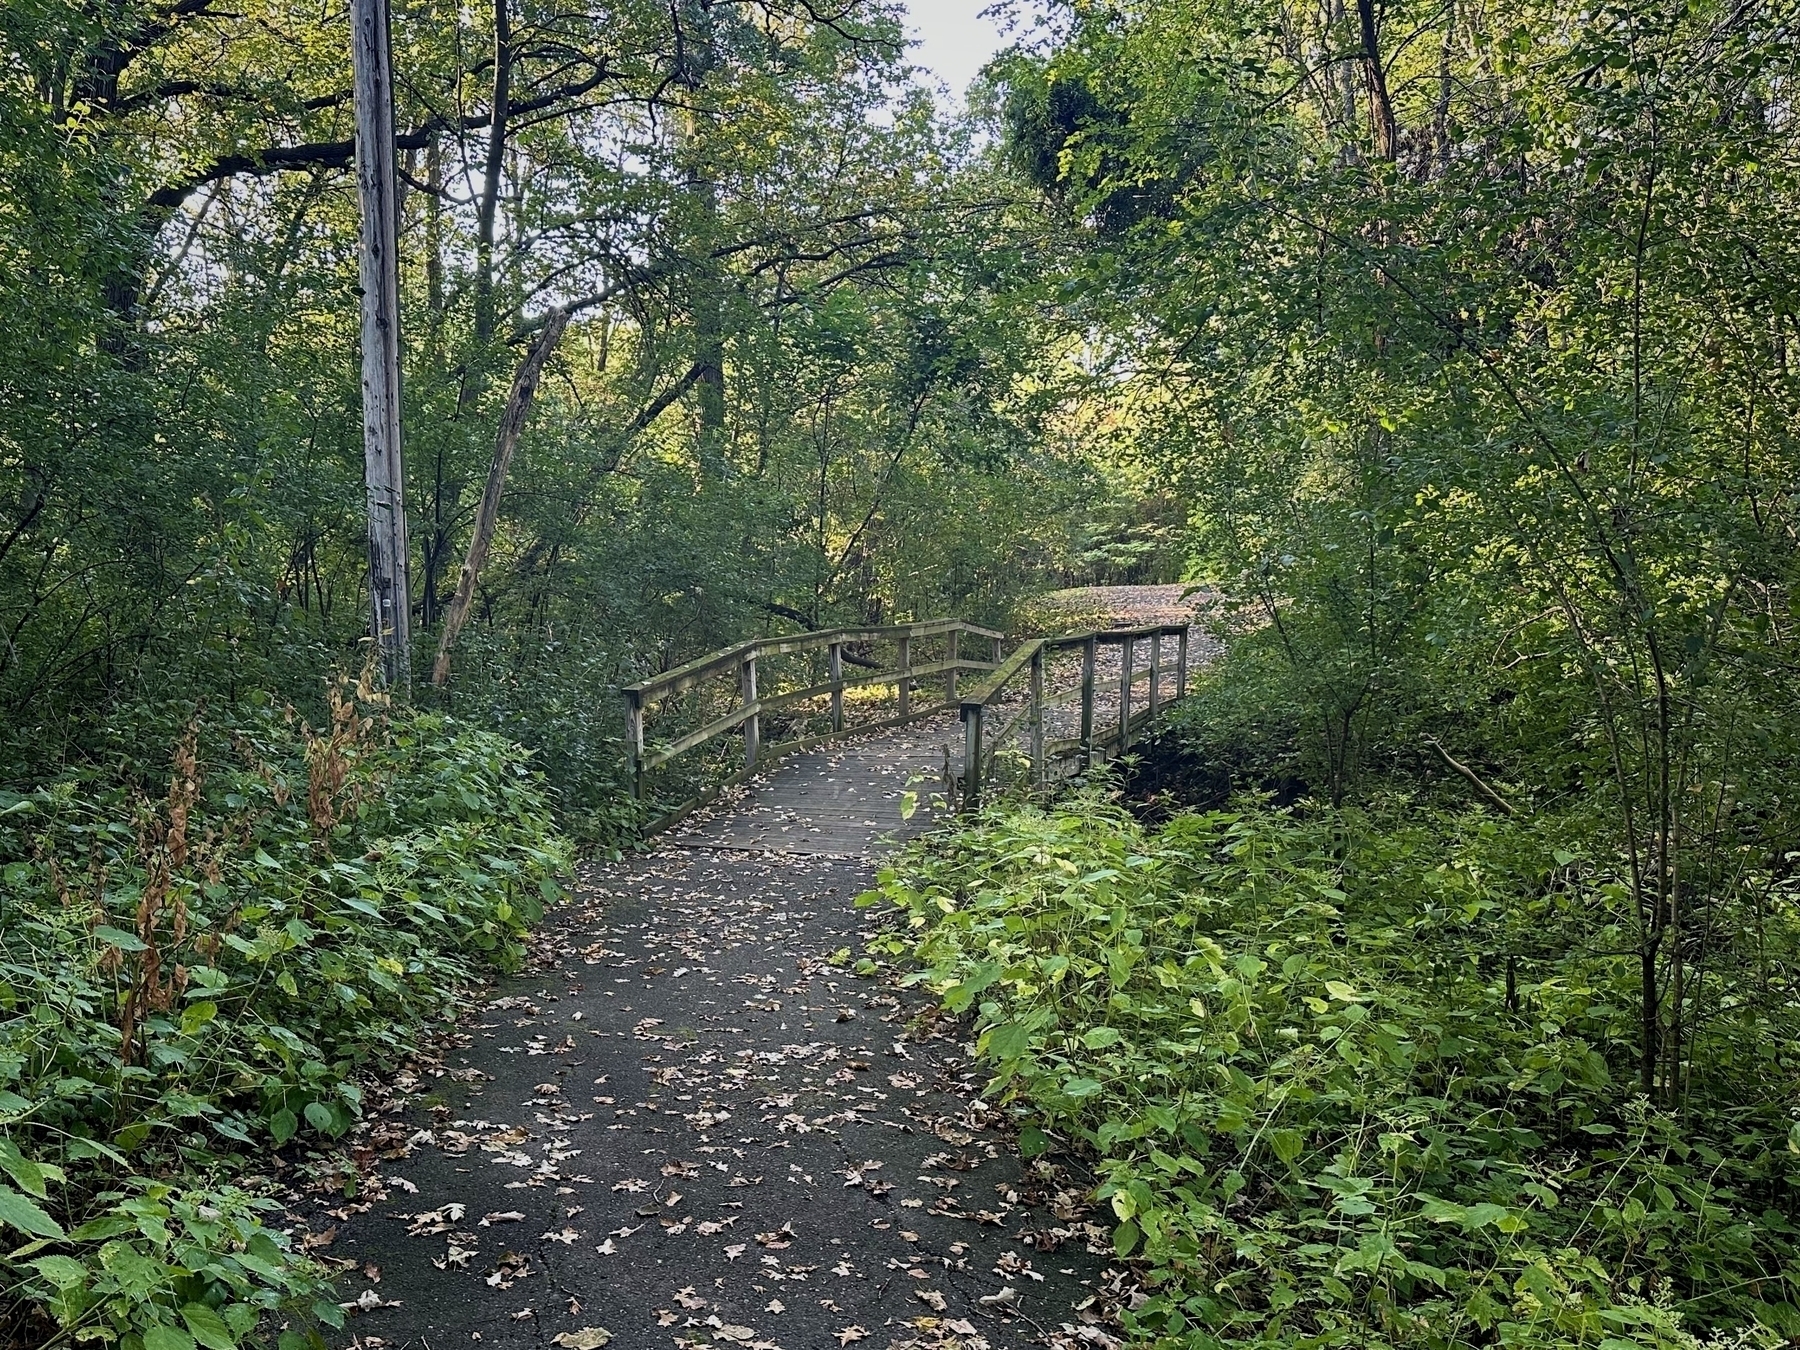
left=619, top=612, right=1196, bottom=829
left=621, top=617, right=1005, bottom=819
left=959, top=622, right=1190, bottom=809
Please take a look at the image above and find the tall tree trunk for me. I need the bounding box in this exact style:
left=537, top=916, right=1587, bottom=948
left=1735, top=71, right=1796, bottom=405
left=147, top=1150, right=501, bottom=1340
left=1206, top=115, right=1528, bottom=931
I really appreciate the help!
left=430, top=307, right=570, bottom=686
left=474, top=0, right=511, bottom=349
left=352, top=0, right=412, bottom=688
left=1356, top=0, right=1399, bottom=162
left=677, top=0, right=727, bottom=478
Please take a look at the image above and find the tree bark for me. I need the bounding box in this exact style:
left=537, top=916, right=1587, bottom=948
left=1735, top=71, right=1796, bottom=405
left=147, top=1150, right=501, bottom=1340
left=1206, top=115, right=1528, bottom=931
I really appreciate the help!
left=1355, top=0, right=1398, bottom=162
left=352, top=0, right=412, bottom=689
left=430, top=307, right=571, bottom=686
left=474, top=0, right=512, bottom=348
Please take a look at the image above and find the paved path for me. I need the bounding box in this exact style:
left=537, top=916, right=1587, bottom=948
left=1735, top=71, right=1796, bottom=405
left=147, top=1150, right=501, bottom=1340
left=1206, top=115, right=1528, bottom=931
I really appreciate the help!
left=304, top=589, right=1205, bottom=1350
left=306, top=724, right=1118, bottom=1350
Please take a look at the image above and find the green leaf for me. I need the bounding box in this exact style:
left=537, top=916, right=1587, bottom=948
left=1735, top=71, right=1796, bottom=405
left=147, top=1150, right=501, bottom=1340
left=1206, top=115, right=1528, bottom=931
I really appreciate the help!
left=144, top=1324, right=198, bottom=1350
left=94, top=925, right=149, bottom=953
left=0, top=1186, right=64, bottom=1238
left=1018, top=1125, right=1051, bottom=1158
left=0, top=1138, right=48, bottom=1197
left=1081, top=1026, right=1122, bottom=1049
left=1269, top=1127, right=1305, bottom=1165
left=1061, top=1076, right=1103, bottom=1099
left=269, top=1109, right=298, bottom=1144
left=29, top=1255, right=88, bottom=1289
left=985, top=1023, right=1030, bottom=1060
left=181, top=1303, right=237, bottom=1350
left=1113, top=1219, right=1141, bottom=1256
left=303, top=1102, right=333, bottom=1134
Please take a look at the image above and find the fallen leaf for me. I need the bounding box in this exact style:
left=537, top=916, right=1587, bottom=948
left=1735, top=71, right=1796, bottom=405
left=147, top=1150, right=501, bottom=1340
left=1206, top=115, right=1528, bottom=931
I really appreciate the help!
left=550, top=1329, right=612, bottom=1350
left=836, top=1328, right=868, bottom=1346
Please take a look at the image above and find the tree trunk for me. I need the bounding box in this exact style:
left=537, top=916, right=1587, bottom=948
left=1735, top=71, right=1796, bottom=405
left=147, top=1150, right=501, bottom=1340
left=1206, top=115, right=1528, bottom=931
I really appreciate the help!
left=352, top=0, right=412, bottom=689
left=1356, top=0, right=1399, bottom=162
left=430, top=307, right=570, bottom=686
left=474, top=0, right=512, bottom=349
left=677, top=0, right=726, bottom=477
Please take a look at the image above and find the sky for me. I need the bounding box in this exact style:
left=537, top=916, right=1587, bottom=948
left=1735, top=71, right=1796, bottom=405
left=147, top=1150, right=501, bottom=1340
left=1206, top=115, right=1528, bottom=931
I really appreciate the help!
left=900, top=1, right=1013, bottom=102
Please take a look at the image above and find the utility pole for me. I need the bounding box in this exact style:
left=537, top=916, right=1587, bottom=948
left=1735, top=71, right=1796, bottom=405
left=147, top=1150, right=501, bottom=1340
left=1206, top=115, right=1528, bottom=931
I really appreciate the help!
left=351, top=0, right=411, bottom=689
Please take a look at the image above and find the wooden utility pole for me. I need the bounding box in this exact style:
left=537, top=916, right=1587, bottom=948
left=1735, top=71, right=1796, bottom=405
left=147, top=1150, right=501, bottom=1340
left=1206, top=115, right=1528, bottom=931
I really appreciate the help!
left=351, top=0, right=411, bottom=688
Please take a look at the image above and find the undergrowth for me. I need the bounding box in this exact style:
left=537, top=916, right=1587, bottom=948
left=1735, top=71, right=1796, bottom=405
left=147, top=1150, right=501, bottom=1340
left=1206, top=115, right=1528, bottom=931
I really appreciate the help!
left=864, top=786, right=1800, bottom=1349
left=0, top=681, right=570, bottom=1350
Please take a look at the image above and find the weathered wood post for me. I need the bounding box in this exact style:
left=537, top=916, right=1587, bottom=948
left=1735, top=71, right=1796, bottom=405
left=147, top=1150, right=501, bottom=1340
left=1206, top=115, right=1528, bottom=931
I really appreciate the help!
left=1080, top=634, right=1097, bottom=768
left=962, top=702, right=984, bottom=811
left=991, top=634, right=1003, bottom=666
left=351, top=0, right=411, bottom=689
left=945, top=627, right=959, bottom=704
left=1177, top=626, right=1189, bottom=699
left=1029, top=644, right=1045, bottom=784
left=740, top=650, right=759, bottom=770
left=828, top=640, right=844, bottom=733
left=624, top=689, right=644, bottom=799
left=1148, top=631, right=1162, bottom=721
left=896, top=632, right=911, bottom=720
left=1119, top=635, right=1135, bottom=750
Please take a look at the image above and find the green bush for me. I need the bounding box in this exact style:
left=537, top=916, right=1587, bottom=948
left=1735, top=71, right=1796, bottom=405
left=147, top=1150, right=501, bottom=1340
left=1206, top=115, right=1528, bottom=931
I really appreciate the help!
left=865, top=787, right=1800, bottom=1349
left=0, top=687, right=571, bottom=1349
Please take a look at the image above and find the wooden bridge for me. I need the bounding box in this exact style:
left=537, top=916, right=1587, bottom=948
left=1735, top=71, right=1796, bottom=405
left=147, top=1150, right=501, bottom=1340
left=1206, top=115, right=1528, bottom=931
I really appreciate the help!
left=622, top=603, right=1197, bottom=830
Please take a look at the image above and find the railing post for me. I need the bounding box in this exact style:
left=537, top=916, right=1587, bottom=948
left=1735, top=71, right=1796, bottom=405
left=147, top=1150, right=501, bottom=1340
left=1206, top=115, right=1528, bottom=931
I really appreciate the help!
left=1080, top=634, right=1096, bottom=769
left=1177, top=626, right=1189, bottom=699
left=896, top=633, right=912, bottom=720
left=946, top=628, right=959, bottom=705
left=625, top=689, right=644, bottom=799
left=1029, top=645, right=1045, bottom=784
left=740, top=652, right=759, bottom=770
left=962, top=703, right=983, bottom=811
left=829, top=641, right=844, bottom=733
left=1119, top=636, right=1135, bottom=751
left=1148, top=632, right=1162, bottom=721
left=991, top=634, right=1003, bottom=666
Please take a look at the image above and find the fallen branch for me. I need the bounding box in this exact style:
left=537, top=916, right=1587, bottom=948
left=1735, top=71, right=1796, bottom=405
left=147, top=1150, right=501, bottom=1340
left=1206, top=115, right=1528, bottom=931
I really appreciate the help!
left=430, top=306, right=570, bottom=686
left=1424, top=737, right=1518, bottom=817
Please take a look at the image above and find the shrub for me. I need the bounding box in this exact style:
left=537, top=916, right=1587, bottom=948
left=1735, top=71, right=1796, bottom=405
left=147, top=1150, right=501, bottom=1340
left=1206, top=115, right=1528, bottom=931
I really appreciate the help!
left=0, top=684, right=571, bottom=1349
left=865, top=787, right=1800, bottom=1349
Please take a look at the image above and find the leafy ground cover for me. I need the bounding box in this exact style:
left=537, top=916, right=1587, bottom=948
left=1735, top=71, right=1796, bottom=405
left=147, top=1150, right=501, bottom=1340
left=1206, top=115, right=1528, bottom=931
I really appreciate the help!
left=865, top=783, right=1800, bottom=1349
left=0, top=683, right=570, bottom=1350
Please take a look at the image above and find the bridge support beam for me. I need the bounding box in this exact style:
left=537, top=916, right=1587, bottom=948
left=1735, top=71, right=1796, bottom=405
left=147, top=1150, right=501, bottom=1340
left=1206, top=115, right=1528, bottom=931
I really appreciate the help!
left=1149, top=632, right=1162, bottom=721
left=1029, top=645, right=1045, bottom=784
left=740, top=654, right=759, bottom=770
left=626, top=690, right=644, bottom=799
left=1119, top=636, right=1135, bottom=751
left=829, top=642, right=844, bottom=733
left=962, top=704, right=984, bottom=811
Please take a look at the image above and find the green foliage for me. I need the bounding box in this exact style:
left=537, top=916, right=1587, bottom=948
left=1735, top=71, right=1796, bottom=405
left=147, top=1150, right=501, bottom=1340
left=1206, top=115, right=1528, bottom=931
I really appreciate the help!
left=868, top=786, right=1800, bottom=1348
left=0, top=691, right=570, bottom=1346
left=995, top=0, right=1800, bottom=1105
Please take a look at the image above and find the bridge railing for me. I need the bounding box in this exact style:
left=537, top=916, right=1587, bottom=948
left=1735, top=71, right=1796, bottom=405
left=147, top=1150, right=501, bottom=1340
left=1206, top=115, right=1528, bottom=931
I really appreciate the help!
left=622, top=617, right=1006, bottom=823
left=958, top=622, right=1190, bottom=810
